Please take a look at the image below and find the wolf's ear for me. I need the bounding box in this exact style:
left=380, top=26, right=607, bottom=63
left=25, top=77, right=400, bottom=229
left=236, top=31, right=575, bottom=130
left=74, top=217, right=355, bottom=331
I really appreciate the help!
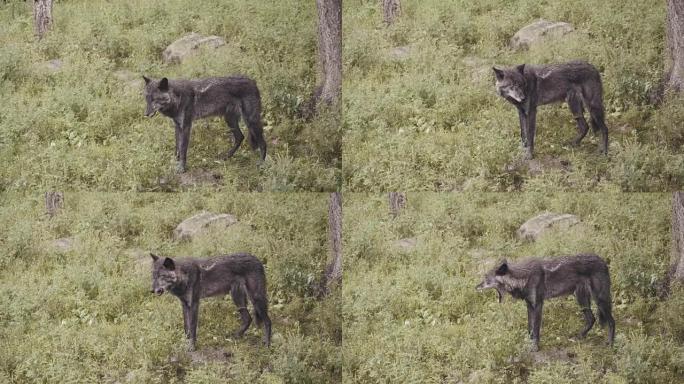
left=150, top=253, right=159, bottom=261
left=162, top=257, right=175, bottom=270
left=495, top=260, right=508, bottom=275
left=493, top=66, right=504, bottom=80
left=158, top=77, right=169, bottom=91
left=516, top=64, right=526, bottom=75
left=143, top=76, right=151, bottom=85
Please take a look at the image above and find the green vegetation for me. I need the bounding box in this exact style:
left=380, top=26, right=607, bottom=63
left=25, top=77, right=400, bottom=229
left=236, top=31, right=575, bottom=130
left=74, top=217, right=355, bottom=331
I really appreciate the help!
left=343, top=0, right=684, bottom=191
left=0, top=192, right=341, bottom=383
left=0, top=0, right=340, bottom=192
left=344, top=193, right=684, bottom=383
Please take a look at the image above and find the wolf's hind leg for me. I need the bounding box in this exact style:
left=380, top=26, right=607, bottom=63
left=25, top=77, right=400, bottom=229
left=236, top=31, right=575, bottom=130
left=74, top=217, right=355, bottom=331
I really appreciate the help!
left=567, top=92, right=590, bottom=147
left=590, top=274, right=615, bottom=345
left=575, top=283, right=595, bottom=338
left=583, top=85, right=609, bottom=155
left=221, top=107, right=244, bottom=160
left=231, top=283, right=252, bottom=337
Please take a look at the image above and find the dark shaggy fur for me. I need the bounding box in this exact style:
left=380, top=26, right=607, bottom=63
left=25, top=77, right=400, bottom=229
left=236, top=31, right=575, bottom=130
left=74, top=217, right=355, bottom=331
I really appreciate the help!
left=150, top=252, right=271, bottom=350
left=143, top=75, right=267, bottom=172
left=476, top=253, right=615, bottom=351
left=493, top=61, right=609, bottom=159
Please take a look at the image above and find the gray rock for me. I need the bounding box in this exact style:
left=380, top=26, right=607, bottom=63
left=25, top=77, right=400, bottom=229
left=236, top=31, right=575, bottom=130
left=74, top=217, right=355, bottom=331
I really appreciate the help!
left=113, top=70, right=144, bottom=89
left=529, top=346, right=577, bottom=364
left=173, top=211, right=238, bottom=241
left=511, top=19, right=574, bottom=50
left=504, top=156, right=572, bottom=177
left=177, top=168, right=222, bottom=188
left=394, top=237, right=417, bottom=250
left=462, top=56, right=492, bottom=84
left=162, top=33, right=226, bottom=64
left=389, top=45, right=411, bottom=60
left=35, top=59, right=63, bottom=73
left=187, top=347, right=232, bottom=364
left=52, top=237, right=74, bottom=251
left=517, top=212, right=580, bottom=241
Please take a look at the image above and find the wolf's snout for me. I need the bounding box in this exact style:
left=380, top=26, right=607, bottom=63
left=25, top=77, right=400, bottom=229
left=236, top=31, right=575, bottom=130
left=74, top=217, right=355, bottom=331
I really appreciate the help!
left=154, top=288, right=164, bottom=295
left=145, top=110, right=157, bottom=118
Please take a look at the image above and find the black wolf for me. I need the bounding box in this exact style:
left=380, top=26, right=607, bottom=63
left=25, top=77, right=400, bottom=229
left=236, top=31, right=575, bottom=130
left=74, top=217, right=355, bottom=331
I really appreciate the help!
left=150, top=253, right=272, bottom=350
left=143, top=75, right=267, bottom=172
left=493, top=61, right=609, bottom=159
left=476, top=253, right=615, bottom=351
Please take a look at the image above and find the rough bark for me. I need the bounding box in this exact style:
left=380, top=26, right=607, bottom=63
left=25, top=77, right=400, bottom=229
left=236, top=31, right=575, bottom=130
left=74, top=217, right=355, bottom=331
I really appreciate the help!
left=33, top=0, right=53, bottom=40
left=45, top=191, right=63, bottom=217
left=320, top=192, right=342, bottom=297
left=389, top=192, right=406, bottom=218
left=311, top=0, right=342, bottom=111
left=666, top=0, right=684, bottom=92
left=382, top=0, right=401, bottom=25
left=671, top=192, right=684, bottom=283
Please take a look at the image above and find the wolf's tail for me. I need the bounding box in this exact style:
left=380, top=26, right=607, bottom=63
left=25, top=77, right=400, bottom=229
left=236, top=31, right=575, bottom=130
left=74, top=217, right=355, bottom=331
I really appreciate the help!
left=245, top=266, right=270, bottom=327
left=240, top=85, right=267, bottom=161
left=590, top=268, right=613, bottom=327
left=586, top=72, right=607, bottom=135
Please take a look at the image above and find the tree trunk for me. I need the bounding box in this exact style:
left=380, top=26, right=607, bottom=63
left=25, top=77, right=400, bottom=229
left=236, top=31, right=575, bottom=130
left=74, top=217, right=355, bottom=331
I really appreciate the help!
left=320, top=192, right=342, bottom=296
left=33, top=0, right=54, bottom=40
left=666, top=0, right=684, bottom=92
left=313, top=0, right=342, bottom=109
left=389, top=192, right=406, bottom=218
left=671, top=192, right=684, bottom=283
left=45, top=191, right=63, bottom=217
left=383, top=0, right=401, bottom=25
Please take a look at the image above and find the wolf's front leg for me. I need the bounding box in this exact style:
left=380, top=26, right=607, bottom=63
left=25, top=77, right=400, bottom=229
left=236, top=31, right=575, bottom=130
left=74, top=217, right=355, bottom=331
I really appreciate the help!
left=177, top=121, right=193, bottom=174
left=517, top=107, right=528, bottom=148
left=524, top=107, right=537, bottom=160
left=174, top=122, right=181, bottom=161
left=530, top=302, right=543, bottom=352
left=181, top=302, right=189, bottom=336
left=186, top=301, right=199, bottom=351
left=526, top=301, right=534, bottom=336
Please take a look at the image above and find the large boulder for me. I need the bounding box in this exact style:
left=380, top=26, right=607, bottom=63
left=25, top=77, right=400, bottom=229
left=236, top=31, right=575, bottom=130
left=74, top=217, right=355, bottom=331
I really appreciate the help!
left=173, top=211, right=238, bottom=241
left=517, top=212, right=580, bottom=241
left=162, top=33, right=226, bottom=64
left=511, top=19, right=574, bottom=50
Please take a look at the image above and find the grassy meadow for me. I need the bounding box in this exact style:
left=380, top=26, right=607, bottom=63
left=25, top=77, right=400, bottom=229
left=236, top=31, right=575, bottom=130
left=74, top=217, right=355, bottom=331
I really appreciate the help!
left=344, top=193, right=684, bottom=383
left=0, top=0, right=340, bottom=192
left=0, top=192, right=341, bottom=383
left=343, top=0, right=684, bottom=191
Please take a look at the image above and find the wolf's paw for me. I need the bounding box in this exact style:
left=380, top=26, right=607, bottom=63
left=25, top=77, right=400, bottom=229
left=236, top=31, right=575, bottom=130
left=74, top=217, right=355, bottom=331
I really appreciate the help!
left=175, top=163, right=187, bottom=174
